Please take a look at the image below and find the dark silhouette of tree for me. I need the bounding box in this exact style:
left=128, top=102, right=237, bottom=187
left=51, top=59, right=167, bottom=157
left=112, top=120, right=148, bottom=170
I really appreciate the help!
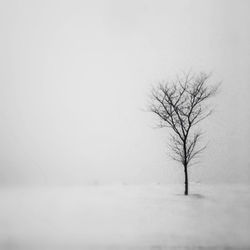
left=149, top=72, right=219, bottom=195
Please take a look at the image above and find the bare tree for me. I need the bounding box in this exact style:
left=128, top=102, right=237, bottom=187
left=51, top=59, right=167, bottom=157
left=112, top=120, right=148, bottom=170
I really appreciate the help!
left=149, top=72, right=219, bottom=195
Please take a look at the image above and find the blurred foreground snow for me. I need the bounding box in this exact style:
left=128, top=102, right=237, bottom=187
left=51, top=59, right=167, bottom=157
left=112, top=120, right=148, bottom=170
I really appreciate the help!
left=0, top=184, right=250, bottom=249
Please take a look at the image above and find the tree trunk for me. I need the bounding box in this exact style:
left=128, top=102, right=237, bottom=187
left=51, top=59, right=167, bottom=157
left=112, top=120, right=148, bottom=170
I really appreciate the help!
left=184, top=166, right=188, bottom=195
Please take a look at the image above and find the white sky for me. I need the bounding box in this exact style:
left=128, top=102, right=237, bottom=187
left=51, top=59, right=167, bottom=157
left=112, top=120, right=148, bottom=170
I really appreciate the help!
left=0, top=0, right=249, bottom=186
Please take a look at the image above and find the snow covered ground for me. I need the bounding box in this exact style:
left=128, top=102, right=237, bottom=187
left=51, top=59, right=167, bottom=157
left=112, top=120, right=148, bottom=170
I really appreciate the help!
left=0, top=184, right=249, bottom=249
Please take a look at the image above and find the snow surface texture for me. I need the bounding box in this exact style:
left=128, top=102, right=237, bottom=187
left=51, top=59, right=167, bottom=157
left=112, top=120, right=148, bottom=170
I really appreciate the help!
left=0, top=184, right=249, bottom=250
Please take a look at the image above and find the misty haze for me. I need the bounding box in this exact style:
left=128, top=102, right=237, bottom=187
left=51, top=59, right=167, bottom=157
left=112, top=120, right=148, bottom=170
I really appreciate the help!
left=0, top=0, right=250, bottom=249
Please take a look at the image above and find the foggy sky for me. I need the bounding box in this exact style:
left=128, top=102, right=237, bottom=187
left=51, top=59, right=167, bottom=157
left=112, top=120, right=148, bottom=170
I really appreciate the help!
left=0, top=0, right=249, bottom=186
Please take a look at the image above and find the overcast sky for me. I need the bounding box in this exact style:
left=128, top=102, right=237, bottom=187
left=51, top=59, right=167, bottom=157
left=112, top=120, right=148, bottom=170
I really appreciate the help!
left=0, top=0, right=249, bottom=186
